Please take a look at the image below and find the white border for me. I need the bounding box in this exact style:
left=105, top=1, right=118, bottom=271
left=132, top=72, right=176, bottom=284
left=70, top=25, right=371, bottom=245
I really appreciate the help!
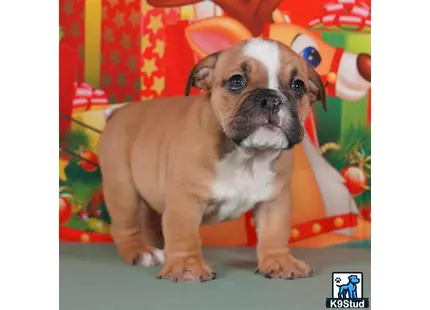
left=0, top=1, right=58, bottom=309
left=372, top=0, right=429, bottom=309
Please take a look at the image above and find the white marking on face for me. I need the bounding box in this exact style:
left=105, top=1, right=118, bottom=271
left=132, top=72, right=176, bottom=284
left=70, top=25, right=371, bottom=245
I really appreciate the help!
left=241, top=127, right=288, bottom=150
left=207, top=149, right=280, bottom=223
left=138, top=249, right=165, bottom=266
left=243, top=38, right=281, bottom=90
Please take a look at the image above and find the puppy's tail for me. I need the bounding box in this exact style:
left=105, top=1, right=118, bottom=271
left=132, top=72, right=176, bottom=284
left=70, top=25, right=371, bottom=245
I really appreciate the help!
left=104, top=107, right=117, bottom=122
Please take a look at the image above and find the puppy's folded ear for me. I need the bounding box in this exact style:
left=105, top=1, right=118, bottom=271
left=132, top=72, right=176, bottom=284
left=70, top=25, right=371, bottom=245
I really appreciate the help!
left=185, top=52, right=220, bottom=96
left=307, top=64, right=327, bottom=111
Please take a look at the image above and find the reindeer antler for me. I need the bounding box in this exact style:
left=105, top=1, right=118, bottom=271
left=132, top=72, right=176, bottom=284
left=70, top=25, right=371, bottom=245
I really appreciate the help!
left=147, top=0, right=283, bottom=36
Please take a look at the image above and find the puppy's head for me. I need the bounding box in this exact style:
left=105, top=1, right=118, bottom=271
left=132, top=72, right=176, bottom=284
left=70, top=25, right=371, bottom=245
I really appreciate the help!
left=185, top=38, right=326, bottom=151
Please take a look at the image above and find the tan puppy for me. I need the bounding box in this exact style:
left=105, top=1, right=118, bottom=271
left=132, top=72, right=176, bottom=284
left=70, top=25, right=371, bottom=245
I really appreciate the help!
left=98, top=38, right=326, bottom=282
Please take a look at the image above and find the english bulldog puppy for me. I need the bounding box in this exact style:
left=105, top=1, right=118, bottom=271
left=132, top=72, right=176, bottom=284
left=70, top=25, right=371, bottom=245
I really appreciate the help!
left=98, top=38, right=326, bottom=282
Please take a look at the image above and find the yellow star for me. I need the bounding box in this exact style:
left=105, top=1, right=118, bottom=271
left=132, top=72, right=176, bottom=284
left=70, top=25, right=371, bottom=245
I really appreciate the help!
left=153, top=39, right=165, bottom=58
left=141, top=0, right=153, bottom=14
left=141, top=34, right=151, bottom=52
left=151, top=76, right=165, bottom=95
left=147, top=14, right=163, bottom=34
left=142, top=58, right=158, bottom=76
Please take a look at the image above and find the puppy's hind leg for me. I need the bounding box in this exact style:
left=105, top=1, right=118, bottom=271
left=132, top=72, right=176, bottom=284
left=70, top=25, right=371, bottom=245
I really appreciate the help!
left=101, top=164, right=163, bottom=267
left=101, top=173, right=147, bottom=265
left=99, top=118, right=163, bottom=267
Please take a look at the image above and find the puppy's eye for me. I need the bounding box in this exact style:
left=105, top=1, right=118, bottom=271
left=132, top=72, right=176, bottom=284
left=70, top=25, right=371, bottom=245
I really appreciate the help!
left=291, top=79, right=305, bottom=95
left=227, top=75, right=247, bottom=92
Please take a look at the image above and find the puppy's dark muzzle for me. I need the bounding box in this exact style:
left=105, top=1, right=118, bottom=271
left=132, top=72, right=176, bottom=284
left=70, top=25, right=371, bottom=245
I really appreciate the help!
left=250, top=89, right=283, bottom=114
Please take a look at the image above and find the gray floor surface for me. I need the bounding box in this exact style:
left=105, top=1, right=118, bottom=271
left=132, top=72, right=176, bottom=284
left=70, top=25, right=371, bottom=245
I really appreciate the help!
left=60, top=243, right=370, bottom=310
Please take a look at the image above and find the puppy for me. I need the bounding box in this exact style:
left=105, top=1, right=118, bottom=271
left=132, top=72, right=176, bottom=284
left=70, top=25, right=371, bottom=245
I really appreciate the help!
left=98, top=38, right=326, bottom=282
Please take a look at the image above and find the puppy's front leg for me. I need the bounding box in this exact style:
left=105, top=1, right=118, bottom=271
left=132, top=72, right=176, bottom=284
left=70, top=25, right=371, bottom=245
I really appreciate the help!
left=254, top=188, right=313, bottom=279
left=158, top=193, right=216, bottom=282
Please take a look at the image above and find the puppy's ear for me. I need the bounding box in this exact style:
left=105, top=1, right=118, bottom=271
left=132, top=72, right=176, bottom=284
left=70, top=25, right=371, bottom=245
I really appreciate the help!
left=307, top=64, right=327, bottom=111
left=185, top=52, right=220, bottom=96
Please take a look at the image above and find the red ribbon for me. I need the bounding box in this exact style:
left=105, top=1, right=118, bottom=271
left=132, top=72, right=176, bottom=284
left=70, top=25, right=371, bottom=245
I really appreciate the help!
left=245, top=213, right=359, bottom=246
left=72, top=82, right=109, bottom=111
left=323, top=47, right=344, bottom=97
left=59, top=227, right=113, bottom=243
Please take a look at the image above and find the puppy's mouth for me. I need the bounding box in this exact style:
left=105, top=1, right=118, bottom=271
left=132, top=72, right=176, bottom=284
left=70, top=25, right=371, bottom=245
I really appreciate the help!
left=229, top=116, right=303, bottom=151
left=261, top=123, right=280, bottom=132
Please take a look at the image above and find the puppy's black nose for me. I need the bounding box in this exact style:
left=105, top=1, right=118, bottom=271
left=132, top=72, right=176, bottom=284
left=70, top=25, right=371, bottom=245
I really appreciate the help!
left=260, top=97, right=281, bottom=113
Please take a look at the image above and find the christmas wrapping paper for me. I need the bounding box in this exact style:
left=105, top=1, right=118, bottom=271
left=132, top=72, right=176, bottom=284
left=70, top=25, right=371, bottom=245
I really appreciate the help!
left=59, top=44, right=79, bottom=138
left=60, top=0, right=141, bottom=102
left=140, top=1, right=181, bottom=100
left=59, top=0, right=180, bottom=103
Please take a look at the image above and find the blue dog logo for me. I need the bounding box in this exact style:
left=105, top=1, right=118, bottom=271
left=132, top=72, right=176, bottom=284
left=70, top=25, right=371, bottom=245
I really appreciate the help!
left=336, top=275, right=360, bottom=299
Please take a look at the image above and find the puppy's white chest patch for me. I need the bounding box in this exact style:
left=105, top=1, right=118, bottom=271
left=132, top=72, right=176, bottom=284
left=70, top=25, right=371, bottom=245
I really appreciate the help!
left=207, top=149, right=280, bottom=222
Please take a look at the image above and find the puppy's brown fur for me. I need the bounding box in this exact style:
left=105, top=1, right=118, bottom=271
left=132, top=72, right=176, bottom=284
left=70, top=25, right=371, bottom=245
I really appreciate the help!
left=98, top=39, right=326, bottom=282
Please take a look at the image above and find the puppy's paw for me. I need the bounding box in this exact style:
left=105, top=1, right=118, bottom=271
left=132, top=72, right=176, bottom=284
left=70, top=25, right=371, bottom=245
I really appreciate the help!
left=136, top=248, right=165, bottom=267
left=256, top=253, right=313, bottom=280
left=157, top=255, right=216, bottom=282
left=118, top=244, right=165, bottom=267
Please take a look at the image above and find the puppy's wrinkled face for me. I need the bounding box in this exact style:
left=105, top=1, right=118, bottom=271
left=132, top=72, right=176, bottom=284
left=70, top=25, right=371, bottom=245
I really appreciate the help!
left=185, top=38, right=326, bottom=150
